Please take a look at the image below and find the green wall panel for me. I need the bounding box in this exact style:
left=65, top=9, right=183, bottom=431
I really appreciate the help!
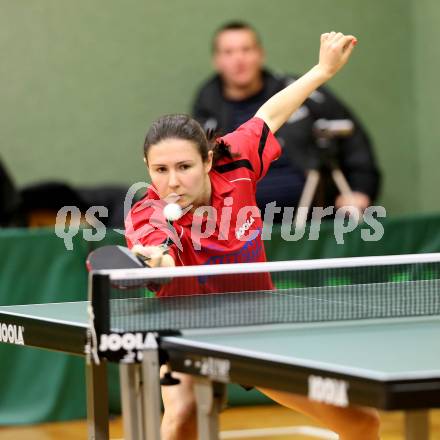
left=1, top=0, right=432, bottom=215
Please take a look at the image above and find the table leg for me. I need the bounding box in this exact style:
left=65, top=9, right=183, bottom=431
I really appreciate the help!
left=193, top=378, right=227, bottom=440
left=86, top=359, right=109, bottom=440
left=404, top=410, right=429, bottom=440
left=141, top=334, right=162, bottom=440
left=120, top=362, right=145, bottom=440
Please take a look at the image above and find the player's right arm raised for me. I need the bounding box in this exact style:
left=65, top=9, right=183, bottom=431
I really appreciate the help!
left=255, top=32, right=357, bottom=134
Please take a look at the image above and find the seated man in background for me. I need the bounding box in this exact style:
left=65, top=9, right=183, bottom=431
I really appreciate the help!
left=192, top=21, right=381, bottom=222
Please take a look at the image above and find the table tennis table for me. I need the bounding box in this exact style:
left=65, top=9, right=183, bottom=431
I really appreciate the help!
left=1, top=254, right=440, bottom=440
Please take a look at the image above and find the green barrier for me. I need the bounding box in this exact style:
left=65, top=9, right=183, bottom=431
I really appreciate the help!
left=1, top=213, right=440, bottom=423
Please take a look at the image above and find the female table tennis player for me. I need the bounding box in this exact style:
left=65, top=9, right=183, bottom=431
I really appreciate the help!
left=125, top=32, right=380, bottom=440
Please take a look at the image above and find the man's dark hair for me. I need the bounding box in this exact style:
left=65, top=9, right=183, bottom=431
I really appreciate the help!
left=212, top=21, right=262, bottom=53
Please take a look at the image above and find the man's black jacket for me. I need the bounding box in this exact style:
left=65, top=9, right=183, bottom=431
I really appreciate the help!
left=192, top=70, right=381, bottom=208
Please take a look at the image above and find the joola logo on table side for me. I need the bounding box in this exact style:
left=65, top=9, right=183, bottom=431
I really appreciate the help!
left=236, top=216, right=255, bottom=239
left=0, top=323, right=25, bottom=345
left=308, top=375, right=349, bottom=407
left=99, top=332, right=155, bottom=352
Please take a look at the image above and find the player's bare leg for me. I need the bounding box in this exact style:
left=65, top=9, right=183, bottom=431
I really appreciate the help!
left=161, top=368, right=197, bottom=440
left=258, top=387, right=380, bottom=440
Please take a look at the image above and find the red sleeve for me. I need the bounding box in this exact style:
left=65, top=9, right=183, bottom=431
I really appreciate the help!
left=124, top=192, right=177, bottom=261
left=220, top=117, right=281, bottom=182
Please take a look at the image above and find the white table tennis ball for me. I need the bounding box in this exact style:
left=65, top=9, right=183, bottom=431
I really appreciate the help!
left=163, top=203, right=183, bottom=221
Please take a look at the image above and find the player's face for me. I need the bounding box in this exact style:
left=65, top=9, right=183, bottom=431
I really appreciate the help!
left=146, top=139, right=213, bottom=209
left=213, top=29, right=264, bottom=88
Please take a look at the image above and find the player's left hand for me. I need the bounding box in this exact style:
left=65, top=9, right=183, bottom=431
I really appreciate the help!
left=318, top=32, right=357, bottom=78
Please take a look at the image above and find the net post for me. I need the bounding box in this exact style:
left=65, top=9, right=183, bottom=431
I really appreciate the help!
left=86, top=358, right=109, bottom=440
left=91, top=273, right=111, bottom=336
left=86, top=272, right=111, bottom=440
left=141, top=333, right=162, bottom=440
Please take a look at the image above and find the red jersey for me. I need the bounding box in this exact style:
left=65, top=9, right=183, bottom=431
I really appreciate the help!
left=125, top=117, right=281, bottom=296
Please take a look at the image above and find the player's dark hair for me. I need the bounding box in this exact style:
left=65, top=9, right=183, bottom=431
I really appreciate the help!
left=212, top=21, right=262, bottom=53
left=144, top=114, right=238, bottom=165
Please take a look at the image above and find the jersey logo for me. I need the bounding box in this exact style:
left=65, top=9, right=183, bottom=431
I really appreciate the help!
left=236, top=216, right=255, bottom=239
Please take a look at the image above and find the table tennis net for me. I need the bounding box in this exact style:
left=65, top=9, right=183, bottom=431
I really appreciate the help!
left=94, top=256, right=440, bottom=332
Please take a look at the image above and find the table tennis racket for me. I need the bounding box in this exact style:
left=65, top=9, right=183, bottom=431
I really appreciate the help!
left=86, top=245, right=171, bottom=292
left=86, top=245, right=149, bottom=271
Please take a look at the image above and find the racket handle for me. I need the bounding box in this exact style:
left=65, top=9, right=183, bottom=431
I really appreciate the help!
left=134, top=253, right=149, bottom=267
left=133, top=245, right=169, bottom=268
